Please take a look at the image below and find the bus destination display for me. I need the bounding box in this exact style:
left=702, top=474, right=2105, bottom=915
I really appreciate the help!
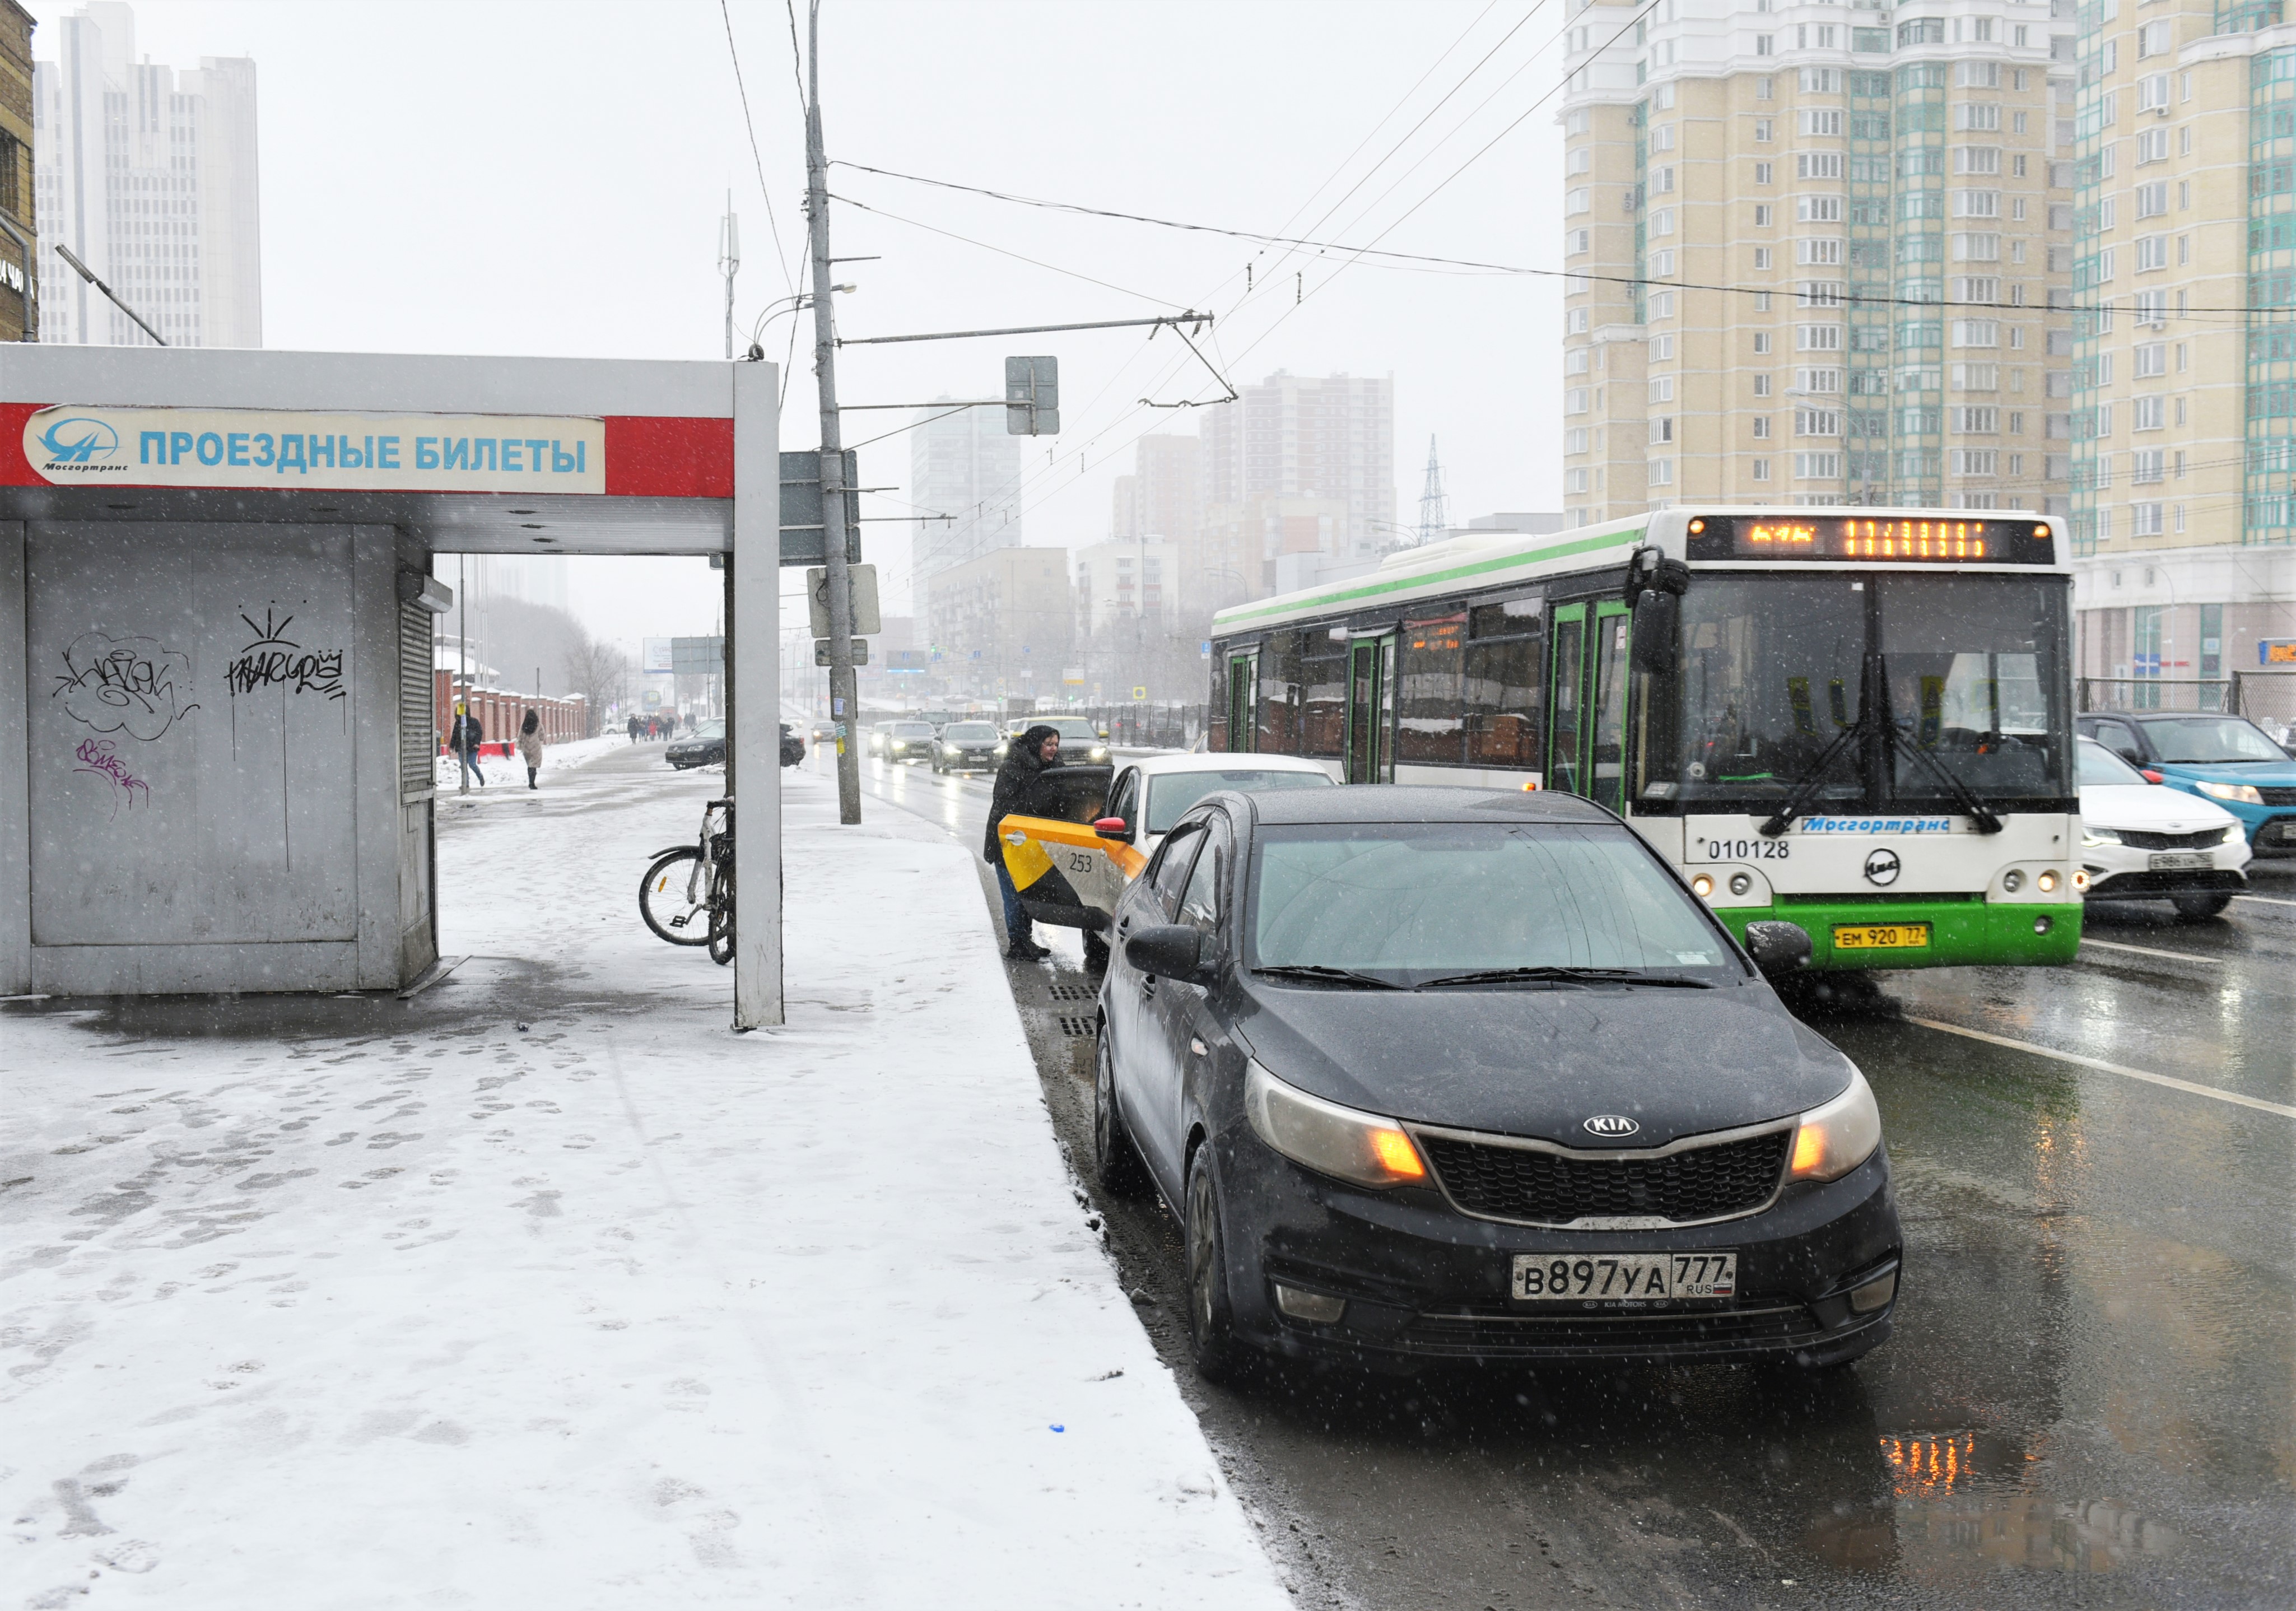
left=1684, top=515, right=2056, bottom=565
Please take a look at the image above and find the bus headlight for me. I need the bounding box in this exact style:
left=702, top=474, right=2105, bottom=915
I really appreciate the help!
left=2002, top=869, right=2024, bottom=892
left=2037, top=869, right=2059, bottom=893
left=1789, top=1070, right=1883, bottom=1182
left=1691, top=874, right=1715, bottom=898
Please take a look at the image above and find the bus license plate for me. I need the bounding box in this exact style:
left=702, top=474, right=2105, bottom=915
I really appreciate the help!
left=1833, top=922, right=1931, bottom=950
left=2149, top=852, right=2211, bottom=870
left=1511, top=1253, right=1737, bottom=1302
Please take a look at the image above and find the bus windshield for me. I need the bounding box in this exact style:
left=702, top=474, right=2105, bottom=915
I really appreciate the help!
left=1657, top=572, right=2073, bottom=812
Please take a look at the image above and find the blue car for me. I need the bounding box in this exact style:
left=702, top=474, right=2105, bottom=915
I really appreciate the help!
left=2075, top=711, right=2296, bottom=855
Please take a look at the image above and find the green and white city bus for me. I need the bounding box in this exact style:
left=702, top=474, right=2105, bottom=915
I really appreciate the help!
left=1207, top=508, right=2084, bottom=971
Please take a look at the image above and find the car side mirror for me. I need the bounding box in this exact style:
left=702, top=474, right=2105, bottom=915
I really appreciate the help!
left=1093, top=817, right=1130, bottom=840
left=1743, top=920, right=1813, bottom=976
left=1125, top=923, right=1213, bottom=983
left=1630, top=589, right=1679, bottom=675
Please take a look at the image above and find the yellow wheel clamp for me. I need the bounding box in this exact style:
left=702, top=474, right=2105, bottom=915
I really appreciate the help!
left=998, top=813, right=1150, bottom=933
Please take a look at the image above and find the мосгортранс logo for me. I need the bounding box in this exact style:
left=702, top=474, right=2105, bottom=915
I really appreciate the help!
left=37, top=417, right=124, bottom=473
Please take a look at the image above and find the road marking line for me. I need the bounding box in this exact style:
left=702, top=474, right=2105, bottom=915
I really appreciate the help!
left=1906, top=1017, right=2296, bottom=1119
left=2234, top=893, right=2296, bottom=908
left=2079, top=937, right=2213, bottom=963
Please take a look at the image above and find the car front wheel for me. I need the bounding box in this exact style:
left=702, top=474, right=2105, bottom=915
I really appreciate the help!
left=1184, top=1144, right=1247, bottom=1382
left=2171, top=892, right=2233, bottom=921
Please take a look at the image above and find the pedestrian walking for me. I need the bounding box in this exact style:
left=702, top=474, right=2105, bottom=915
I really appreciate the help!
left=518, top=708, right=544, bottom=790
left=984, top=723, right=1063, bottom=961
left=450, top=704, right=486, bottom=791
left=628, top=714, right=641, bottom=745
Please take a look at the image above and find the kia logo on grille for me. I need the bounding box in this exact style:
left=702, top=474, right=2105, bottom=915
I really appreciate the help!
left=1864, top=848, right=1902, bottom=887
left=1582, top=1114, right=1640, bottom=1138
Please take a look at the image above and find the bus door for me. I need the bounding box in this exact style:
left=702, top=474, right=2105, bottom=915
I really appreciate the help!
left=1344, top=632, right=1396, bottom=783
left=1587, top=601, right=1632, bottom=814
left=1226, top=650, right=1259, bottom=753
left=1548, top=600, right=1632, bottom=808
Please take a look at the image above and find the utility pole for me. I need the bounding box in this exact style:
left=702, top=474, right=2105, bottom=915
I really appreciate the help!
left=718, top=194, right=741, bottom=362
left=805, top=1, right=862, bottom=824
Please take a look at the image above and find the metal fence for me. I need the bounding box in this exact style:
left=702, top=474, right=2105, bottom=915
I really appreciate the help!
left=2077, top=678, right=2233, bottom=714
left=2076, top=672, right=2296, bottom=741
left=1064, top=702, right=1207, bottom=751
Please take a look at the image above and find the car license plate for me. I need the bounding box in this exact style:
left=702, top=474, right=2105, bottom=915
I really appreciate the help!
left=1510, top=1253, right=1738, bottom=1302
left=2149, top=851, right=2211, bottom=870
left=1833, top=922, right=1930, bottom=950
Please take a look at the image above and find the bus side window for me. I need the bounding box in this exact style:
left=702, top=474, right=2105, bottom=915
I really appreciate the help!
left=1258, top=630, right=1303, bottom=755
left=1465, top=617, right=1546, bottom=774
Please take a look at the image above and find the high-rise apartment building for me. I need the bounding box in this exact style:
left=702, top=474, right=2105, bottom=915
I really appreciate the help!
left=1, top=2, right=32, bottom=343
left=1201, top=371, right=1395, bottom=598
left=1561, top=1, right=2071, bottom=523
left=923, top=546, right=1072, bottom=700
left=33, top=2, right=260, bottom=350
left=910, top=399, right=1025, bottom=614
left=2061, top=0, right=2296, bottom=677
left=1111, top=433, right=1205, bottom=608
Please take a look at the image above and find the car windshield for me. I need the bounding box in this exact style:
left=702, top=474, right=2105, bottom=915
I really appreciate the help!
left=1656, top=572, right=2073, bottom=811
left=1249, top=822, right=1735, bottom=984
left=1147, top=769, right=1333, bottom=834
left=2138, top=716, right=2286, bottom=763
left=891, top=723, right=935, bottom=738
left=946, top=723, right=998, bottom=739
left=2076, top=739, right=2146, bottom=786
left=696, top=721, right=724, bottom=739
left=1047, top=719, right=1103, bottom=742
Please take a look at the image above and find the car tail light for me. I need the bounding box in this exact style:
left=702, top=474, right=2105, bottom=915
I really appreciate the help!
left=2142, top=769, right=2164, bottom=784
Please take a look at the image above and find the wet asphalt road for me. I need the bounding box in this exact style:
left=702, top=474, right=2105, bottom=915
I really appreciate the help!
left=837, top=747, right=2296, bottom=1610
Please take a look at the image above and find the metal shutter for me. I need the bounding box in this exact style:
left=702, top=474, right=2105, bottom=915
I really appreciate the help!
left=400, top=601, right=435, bottom=790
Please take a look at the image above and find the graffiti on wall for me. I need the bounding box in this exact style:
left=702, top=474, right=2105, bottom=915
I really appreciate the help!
left=72, top=738, right=152, bottom=818
left=52, top=632, right=201, bottom=741
left=226, top=609, right=347, bottom=701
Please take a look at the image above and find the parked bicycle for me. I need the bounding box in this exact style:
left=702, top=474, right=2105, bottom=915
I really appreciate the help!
left=639, top=798, right=734, bottom=965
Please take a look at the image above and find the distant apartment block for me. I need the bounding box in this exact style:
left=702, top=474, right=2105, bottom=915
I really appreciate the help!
left=34, top=2, right=260, bottom=349
left=1202, top=371, right=1396, bottom=597
left=910, top=400, right=1025, bottom=613
left=1111, top=434, right=1205, bottom=607
left=1, top=1, right=33, bottom=342
left=1561, top=0, right=2071, bottom=523
left=1074, top=537, right=1176, bottom=637
left=2060, top=0, right=2296, bottom=677
left=923, top=545, right=1071, bottom=699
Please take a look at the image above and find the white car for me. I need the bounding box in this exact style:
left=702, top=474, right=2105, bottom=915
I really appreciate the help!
left=2078, top=737, right=2252, bottom=921
left=1098, top=752, right=1335, bottom=864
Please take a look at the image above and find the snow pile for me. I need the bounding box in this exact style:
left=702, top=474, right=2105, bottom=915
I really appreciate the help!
left=0, top=759, right=1286, bottom=1609
left=430, top=731, right=627, bottom=791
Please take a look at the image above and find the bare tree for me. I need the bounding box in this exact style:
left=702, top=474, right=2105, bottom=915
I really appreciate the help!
left=562, top=632, right=631, bottom=737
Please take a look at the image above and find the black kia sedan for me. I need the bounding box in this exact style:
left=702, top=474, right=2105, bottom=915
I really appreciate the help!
left=1093, top=786, right=1902, bottom=1379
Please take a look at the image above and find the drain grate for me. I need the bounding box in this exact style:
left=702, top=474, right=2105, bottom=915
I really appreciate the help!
left=1056, top=1016, right=1096, bottom=1039
left=1046, top=983, right=1096, bottom=1002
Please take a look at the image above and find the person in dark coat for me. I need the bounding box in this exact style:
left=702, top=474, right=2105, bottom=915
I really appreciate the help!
left=984, top=724, right=1063, bottom=960
left=628, top=713, right=642, bottom=745
left=450, top=705, right=486, bottom=791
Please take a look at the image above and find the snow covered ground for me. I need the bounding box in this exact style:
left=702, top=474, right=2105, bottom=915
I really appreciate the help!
left=1, top=754, right=1289, bottom=1609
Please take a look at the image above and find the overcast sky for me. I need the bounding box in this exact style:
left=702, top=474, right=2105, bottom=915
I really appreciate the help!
left=27, top=0, right=1564, bottom=649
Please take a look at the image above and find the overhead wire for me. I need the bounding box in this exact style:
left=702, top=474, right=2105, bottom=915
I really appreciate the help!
left=719, top=0, right=798, bottom=302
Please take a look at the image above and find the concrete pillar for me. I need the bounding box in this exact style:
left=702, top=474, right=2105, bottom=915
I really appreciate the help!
left=0, top=522, right=26, bottom=995
left=731, top=361, right=783, bottom=1028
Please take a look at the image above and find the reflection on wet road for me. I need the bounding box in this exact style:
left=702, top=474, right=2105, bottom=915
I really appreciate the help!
left=833, top=748, right=2296, bottom=1608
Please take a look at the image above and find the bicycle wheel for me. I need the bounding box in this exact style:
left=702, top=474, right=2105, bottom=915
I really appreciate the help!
left=707, top=863, right=736, bottom=965
left=640, top=848, right=714, bottom=946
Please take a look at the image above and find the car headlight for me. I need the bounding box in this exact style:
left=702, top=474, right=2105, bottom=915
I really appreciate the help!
left=2196, top=781, right=2264, bottom=805
left=1244, top=1060, right=1427, bottom=1189
left=994, top=742, right=1008, bottom=757
left=2081, top=826, right=2123, bottom=846
left=1089, top=746, right=1109, bottom=761
left=1790, top=1069, right=1883, bottom=1182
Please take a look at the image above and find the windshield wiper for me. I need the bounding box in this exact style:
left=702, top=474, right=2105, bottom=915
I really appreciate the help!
left=1414, top=966, right=1713, bottom=989
left=1757, top=716, right=1869, bottom=837
left=1252, top=964, right=1402, bottom=990
left=1881, top=719, right=2004, bottom=834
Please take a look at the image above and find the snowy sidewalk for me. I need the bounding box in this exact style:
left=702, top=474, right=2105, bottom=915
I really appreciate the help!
left=1, top=759, right=1288, bottom=1609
